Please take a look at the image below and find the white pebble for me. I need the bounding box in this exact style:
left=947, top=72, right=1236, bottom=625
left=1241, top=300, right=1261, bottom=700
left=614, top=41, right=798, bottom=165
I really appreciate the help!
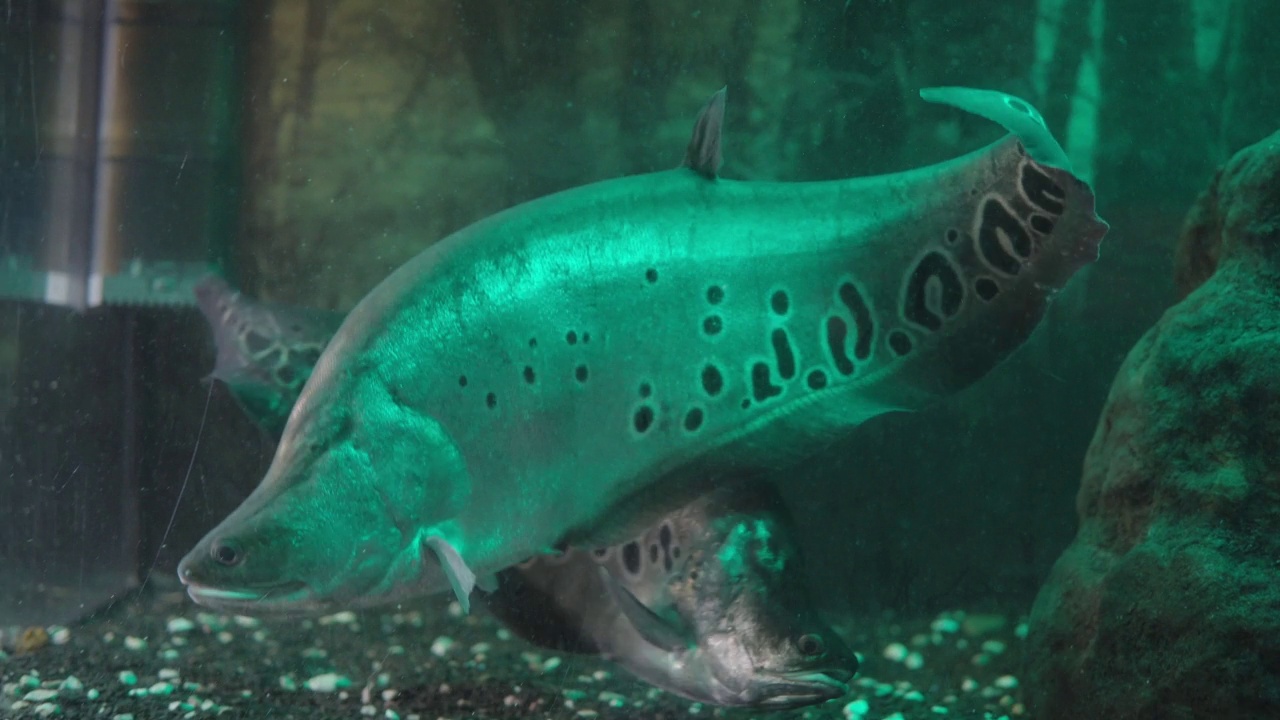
left=904, top=690, right=925, bottom=701
left=1015, top=622, right=1029, bottom=639
left=882, top=642, right=909, bottom=662
left=148, top=682, right=174, bottom=696
left=33, top=703, right=59, bottom=718
left=981, top=640, right=1007, bottom=655
left=360, top=704, right=376, bottom=717
left=961, top=678, right=979, bottom=692
left=994, top=675, right=1019, bottom=689
left=931, top=617, right=961, bottom=634
left=842, top=698, right=870, bottom=718
left=111, top=715, right=134, bottom=720
left=233, top=615, right=262, bottom=628
left=931, top=706, right=950, bottom=714
left=305, top=673, right=352, bottom=692
left=904, top=651, right=924, bottom=670
left=542, top=656, right=562, bottom=672
left=48, top=626, right=70, bottom=645
left=166, top=618, right=195, bottom=634
left=883, top=713, right=906, bottom=720
left=23, top=689, right=58, bottom=702
left=430, top=636, right=456, bottom=657
left=123, top=636, right=147, bottom=651
left=59, top=676, right=83, bottom=693
left=319, top=611, right=356, bottom=626
left=117, top=671, right=138, bottom=686
left=157, top=668, right=180, bottom=680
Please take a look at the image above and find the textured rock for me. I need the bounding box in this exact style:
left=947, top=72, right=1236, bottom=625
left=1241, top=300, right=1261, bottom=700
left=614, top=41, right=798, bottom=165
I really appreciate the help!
left=1025, top=128, right=1280, bottom=719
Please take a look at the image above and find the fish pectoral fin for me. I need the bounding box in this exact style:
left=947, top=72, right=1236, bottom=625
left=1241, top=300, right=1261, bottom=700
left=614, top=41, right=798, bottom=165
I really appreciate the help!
left=475, top=573, right=499, bottom=593
left=423, top=535, right=477, bottom=614
left=598, top=566, right=695, bottom=652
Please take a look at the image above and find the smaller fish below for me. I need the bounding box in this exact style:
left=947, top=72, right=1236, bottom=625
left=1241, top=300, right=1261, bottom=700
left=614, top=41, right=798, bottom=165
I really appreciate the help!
left=189, top=291, right=856, bottom=709
left=491, top=479, right=858, bottom=710
left=193, top=275, right=345, bottom=438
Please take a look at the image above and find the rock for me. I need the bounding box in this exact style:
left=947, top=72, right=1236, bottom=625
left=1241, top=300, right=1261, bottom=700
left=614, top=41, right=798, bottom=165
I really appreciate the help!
left=1025, top=128, right=1280, bottom=719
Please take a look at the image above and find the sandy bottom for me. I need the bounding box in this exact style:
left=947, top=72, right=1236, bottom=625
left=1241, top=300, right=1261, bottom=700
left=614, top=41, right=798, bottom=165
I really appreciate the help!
left=2, top=578, right=1031, bottom=719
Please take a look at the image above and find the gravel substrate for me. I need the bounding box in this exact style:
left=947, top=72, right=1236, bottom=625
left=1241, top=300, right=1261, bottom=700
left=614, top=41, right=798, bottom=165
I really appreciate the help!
left=2, top=577, right=1032, bottom=720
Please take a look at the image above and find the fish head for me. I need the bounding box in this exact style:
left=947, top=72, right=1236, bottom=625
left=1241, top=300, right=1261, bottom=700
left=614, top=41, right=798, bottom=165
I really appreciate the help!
left=690, top=506, right=858, bottom=708
left=178, top=366, right=472, bottom=614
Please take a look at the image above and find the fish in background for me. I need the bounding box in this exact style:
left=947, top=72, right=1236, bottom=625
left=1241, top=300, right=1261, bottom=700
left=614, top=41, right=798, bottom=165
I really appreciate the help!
left=193, top=276, right=344, bottom=438
left=178, top=85, right=1107, bottom=618
left=193, top=278, right=856, bottom=708
left=494, top=479, right=858, bottom=709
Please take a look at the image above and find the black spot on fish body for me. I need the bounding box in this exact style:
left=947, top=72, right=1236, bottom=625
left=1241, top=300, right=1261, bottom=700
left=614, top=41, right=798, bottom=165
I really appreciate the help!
left=703, top=315, right=723, bottom=335
left=486, top=392, right=498, bottom=409
left=523, top=366, right=536, bottom=384
left=623, top=542, right=642, bottom=575
left=889, top=330, right=913, bottom=356
left=684, top=407, right=704, bottom=432
left=659, top=524, right=672, bottom=550
left=672, top=546, right=681, bottom=559
left=707, top=285, right=725, bottom=305
left=458, top=375, right=468, bottom=387
left=904, top=252, right=964, bottom=332
left=275, top=364, right=297, bottom=386
left=975, top=277, right=1000, bottom=301
left=575, top=365, right=589, bottom=383
left=701, top=364, right=724, bottom=396
left=639, top=382, right=652, bottom=398
left=633, top=405, right=655, bottom=433
left=528, top=337, right=537, bottom=349
left=566, top=330, right=578, bottom=345
left=649, top=544, right=659, bottom=563
left=838, top=282, right=875, bottom=361
left=806, top=369, right=828, bottom=390
left=243, top=330, right=270, bottom=355
left=741, top=398, right=751, bottom=409
left=1020, top=161, right=1067, bottom=214
left=593, top=547, right=608, bottom=558
left=978, top=199, right=1033, bottom=275
left=825, top=316, right=855, bottom=376
left=582, top=332, right=591, bottom=343
left=945, top=228, right=960, bottom=244
left=750, top=362, right=782, bottom=402
left=1030, top=214, right=1056, bottom=235
left=645, top=268, right=659, bottom=284
left=770, top=329, right=796, bottom=380
left=770, top=290, right=790, bottom=315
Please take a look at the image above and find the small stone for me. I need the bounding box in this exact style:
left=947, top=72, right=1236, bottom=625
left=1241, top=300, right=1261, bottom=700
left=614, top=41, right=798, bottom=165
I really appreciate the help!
left=86, top=689, right=100, bottom=700
left=48, top=627, right=70, bottom=645
left=882, top=642, right=909, bottom=662
left=904, top=690, right=925, bottom=701
left=111, top=714, right=134, bottom=720
left=305, top=673, right=352, bottom=693
left=33, top=702, right=60, bottom=717
left=158, top=668, right=180, bottom=680
left=430, top=636, right=455, bottom=657
left=23, top=689, right=58, bottom=702
left=117, top=671, right=138, bottom=686
left=123, top=636, right=147, bottom=651
left=541, top=656, right=562, bottom=672
left=994, top=675, right=1019, bottom=689
left=842, top=698, right=870, bottom=718
left=166, top=618, right=195, bottom=634
left=931, top=705, right=950, bottom=714
left=233, top=615, right=262, bottom=628
left=904, top=651, right=925, bottom=670
left=148, top=682, right=174, bottom=696
left=982, top=640, right=1007, bottom=655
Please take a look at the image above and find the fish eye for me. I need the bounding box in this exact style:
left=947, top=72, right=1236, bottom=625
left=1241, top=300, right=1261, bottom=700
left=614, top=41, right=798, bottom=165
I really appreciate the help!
left=211, top=540, right=243, bottom=567
left=796, top=633, right=825, bottom=657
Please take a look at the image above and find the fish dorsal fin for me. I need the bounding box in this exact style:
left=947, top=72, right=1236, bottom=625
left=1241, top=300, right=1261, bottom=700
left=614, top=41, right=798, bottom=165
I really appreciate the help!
left=919, top=86, right=1074, bottom=173
left=682, top=87, right=727, bottom=179
left=599, top=566, right=696, bottom=652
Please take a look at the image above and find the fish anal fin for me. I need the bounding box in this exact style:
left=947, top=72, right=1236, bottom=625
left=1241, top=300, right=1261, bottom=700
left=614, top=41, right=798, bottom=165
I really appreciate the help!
left=424, top=535, right=477, bottom=614
left=599, top=566, right=694, bottom=652
left=682, top=86, right=727, bottom=180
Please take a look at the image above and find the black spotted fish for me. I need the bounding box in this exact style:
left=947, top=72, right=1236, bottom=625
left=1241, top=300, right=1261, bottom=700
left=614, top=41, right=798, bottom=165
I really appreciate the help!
left=188, top=290, right=854, bottom=707
left=177, top=86, right=1108, bottom=614
left=193, top=276, right=343, bottom=438
left=491, top=480, right=857, bottom=709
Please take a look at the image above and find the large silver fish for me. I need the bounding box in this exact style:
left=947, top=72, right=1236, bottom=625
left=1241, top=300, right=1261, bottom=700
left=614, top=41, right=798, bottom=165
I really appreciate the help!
left=192, top=287, right=856, bottom=709
left=178, top=86, right=1108, bottom=614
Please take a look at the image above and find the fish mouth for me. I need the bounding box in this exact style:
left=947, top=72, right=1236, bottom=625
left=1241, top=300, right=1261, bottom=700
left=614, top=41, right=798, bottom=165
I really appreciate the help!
left=184, top=581, right=312, bottom=612
left=756, top=669, right=853, bottom=708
